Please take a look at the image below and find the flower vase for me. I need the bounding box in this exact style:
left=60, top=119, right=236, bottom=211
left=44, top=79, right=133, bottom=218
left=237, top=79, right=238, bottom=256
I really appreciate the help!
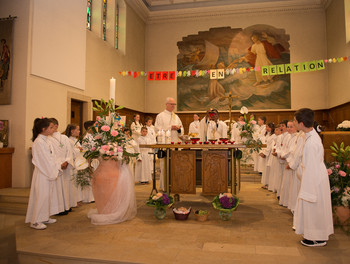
left=91, top=158, right=120, bottom=214
left=154, top=207, right=166, bottom=220
left=219, top=210, right=231, bottom=221
left=334, top=206, right=350, bottom=225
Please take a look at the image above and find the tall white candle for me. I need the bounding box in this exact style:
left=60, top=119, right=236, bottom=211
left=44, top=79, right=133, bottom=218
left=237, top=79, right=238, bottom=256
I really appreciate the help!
left=109, top=77, right=116, bottom=102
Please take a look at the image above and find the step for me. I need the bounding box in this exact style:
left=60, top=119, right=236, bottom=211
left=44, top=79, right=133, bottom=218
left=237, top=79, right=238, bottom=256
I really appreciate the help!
left=0, top=202, right=27, bottom=215
left=0, top=188, right=30, bottom=204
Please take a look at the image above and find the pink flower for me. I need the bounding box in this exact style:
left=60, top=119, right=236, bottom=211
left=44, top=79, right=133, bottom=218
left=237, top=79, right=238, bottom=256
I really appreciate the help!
left=333, top=187, right=340, bottom=193
left=339, top=170, right=347, bottom=177
left=117, top=146, right=123, bottom=152
left=335, top=164, right=340, bottom=169
left=327, top=169, right=332, bottom=175
left=101, top=145, right=110, bottom=152
left=111, top=130, right=118, bottom=137
left=91, top=147, right=96, bottom=151
left=250, top=120, right=257, bottom=125
left=238, top=121, right=246, bottom=125
left=96, top=116, right=101, bottom=121
left=101, top=125, right=110, bottom=132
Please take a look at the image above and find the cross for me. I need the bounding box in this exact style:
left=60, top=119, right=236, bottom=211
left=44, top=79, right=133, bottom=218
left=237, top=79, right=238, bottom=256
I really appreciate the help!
left=220, top=92, right=239, bottom=134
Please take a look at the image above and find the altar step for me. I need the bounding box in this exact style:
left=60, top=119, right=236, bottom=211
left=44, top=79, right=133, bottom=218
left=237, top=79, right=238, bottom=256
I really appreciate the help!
left=0, top=188, right=29, bottom=215
left=240, top=166, right=261, bottom=183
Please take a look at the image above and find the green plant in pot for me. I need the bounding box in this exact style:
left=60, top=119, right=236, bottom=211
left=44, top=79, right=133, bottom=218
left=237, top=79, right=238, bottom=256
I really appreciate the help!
left=327, top=142, right=350, bottom=227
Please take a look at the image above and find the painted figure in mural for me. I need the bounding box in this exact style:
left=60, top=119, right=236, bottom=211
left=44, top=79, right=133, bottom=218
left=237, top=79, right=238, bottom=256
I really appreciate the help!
left=0, top=39, right=10, bottom=89
left=239, top=33, right=282, bottom=86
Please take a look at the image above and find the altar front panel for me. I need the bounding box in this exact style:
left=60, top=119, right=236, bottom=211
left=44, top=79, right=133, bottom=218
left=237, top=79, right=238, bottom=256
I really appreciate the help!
left=170, top=151, right=196, bottom=194
left=202, top=151, right=228, bottom=195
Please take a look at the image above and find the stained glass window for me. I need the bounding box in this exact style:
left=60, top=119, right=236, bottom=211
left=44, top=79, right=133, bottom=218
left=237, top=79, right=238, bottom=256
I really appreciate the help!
left=102, top=0, right=107, bottom=41
left=115, top=2, right=119, bottom=49
left=87, top=0, right=92, bottom=30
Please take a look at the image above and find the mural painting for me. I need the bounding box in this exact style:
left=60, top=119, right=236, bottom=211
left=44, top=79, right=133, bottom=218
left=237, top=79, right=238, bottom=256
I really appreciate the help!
left=177, top=25, right=290, bottom=111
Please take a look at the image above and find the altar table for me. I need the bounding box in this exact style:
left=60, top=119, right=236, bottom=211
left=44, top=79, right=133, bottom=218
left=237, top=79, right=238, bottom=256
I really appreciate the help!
left=139, top=144, right=246, bottom=195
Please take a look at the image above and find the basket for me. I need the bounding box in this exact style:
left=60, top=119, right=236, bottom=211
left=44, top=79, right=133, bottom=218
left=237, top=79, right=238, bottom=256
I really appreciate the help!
left=173, top=208, right=191, bottom=220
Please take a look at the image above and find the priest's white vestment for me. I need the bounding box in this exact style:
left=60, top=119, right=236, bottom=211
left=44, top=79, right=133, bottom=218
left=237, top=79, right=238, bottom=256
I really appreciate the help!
left=155, top=110, right=184, bottom=190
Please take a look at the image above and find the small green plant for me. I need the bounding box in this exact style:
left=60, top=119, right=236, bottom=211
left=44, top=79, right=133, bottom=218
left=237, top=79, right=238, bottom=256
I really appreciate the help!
left=330, top=142, right=350, bottom=165
left=195, top=210, right=208, bottom=215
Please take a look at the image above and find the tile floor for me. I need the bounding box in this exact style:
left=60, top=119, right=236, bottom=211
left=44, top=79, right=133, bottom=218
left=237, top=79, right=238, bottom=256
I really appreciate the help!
left=2, top=182, right=350, bottom=264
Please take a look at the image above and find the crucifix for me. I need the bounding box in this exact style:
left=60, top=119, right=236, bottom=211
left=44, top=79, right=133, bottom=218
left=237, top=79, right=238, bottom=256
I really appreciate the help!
left=220, top=92, right=239, bottom=134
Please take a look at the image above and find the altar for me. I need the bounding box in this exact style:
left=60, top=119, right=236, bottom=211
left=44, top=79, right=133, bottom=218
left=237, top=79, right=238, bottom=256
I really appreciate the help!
left=139, top=143, right=246, bottom=195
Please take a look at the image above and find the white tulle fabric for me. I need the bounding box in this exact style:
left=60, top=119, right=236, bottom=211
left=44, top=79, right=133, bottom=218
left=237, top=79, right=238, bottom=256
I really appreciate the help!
left=87, top=159, right=137, bottom=225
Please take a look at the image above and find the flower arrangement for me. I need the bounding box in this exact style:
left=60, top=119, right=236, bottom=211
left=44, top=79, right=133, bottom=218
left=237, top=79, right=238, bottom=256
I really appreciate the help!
left=237, top=106, right=262, bottom=153
left=328, top=142, right=350, bottom=208
left=82, top=99, right=138, bottom=163
left=212, top=193, right=239, bottom=212
left=146, top=192, right=174, bottom=209
left=337, top=120, right=350, bottom=131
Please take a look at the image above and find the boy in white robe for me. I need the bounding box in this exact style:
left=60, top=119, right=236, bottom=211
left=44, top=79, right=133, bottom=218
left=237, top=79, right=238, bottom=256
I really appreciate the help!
left=293, top=108, right=333, bottom=247
left=49, top=118, right=75, bottom=213
left=26, top=118, right=61, bottom=230
left=135, top=127, right=152, bottom=184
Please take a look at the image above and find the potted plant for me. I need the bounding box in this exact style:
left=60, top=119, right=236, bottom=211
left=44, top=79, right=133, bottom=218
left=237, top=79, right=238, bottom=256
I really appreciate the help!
left=146, top=192, right=173, bottom=220
left=194, top=209, right=209, bottom=222
left=328, top=142, right=350, bottom=226
left=212, top=193, right=239, bottom=221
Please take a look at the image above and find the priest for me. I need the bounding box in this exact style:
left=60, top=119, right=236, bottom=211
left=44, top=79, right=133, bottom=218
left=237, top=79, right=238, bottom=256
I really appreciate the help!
left=204, top=109, right=228, bottom=141
left=154, top=97, right=184, bottom=190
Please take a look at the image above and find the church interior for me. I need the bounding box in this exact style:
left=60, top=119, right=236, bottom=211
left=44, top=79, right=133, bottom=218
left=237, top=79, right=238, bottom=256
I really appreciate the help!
left=0, top=0, right=350, bottom=263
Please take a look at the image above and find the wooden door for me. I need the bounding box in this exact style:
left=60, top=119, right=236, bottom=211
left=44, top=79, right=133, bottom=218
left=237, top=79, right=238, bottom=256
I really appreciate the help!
left=71, top=100, right=83, bottom=136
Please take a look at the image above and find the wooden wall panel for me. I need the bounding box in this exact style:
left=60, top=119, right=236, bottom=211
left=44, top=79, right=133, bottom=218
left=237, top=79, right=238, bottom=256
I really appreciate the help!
left=91, top=100, right=350, bottom=134
left=202, top=151, right=228, bottom=195
left=170, top=151, right=196, bottom=194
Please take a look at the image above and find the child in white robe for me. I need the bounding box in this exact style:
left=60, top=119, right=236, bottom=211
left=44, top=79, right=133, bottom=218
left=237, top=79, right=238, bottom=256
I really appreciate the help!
left=188, top=113, right=200, bottom=137
left=64, top=123, right=84, bottom=206
left=269, top=125, right=281, bottom=193
left=279, top=121, right=297, bottom=207
left=274, top=120, right=288, bottom=196
left=130, top=114, right=142, bottom=142
left=49, top=118, right=75, bottom=213
left=26, top=118, right=61, bottom=230
left=286, top=130, right=305, bottom=213
left=255, top=116, right=267, bottom=173
left=293, top=108, right=333, bottom=247
left=230, top=114, right=244, bottom=143
left=124, top=127, right=140, bottom=180
left=260, top=122, right=275, bottom=189
left=145, top=116, right=157, bottom=173
left=80, top=120, right=96, bottom=203
left=135, top=127, right=152, bottom=184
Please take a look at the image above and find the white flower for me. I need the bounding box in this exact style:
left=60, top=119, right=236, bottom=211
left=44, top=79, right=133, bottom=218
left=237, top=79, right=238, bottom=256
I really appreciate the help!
left=337, top=120, right=350, bottom=129
left=240, top=106, right=248, bottom=115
